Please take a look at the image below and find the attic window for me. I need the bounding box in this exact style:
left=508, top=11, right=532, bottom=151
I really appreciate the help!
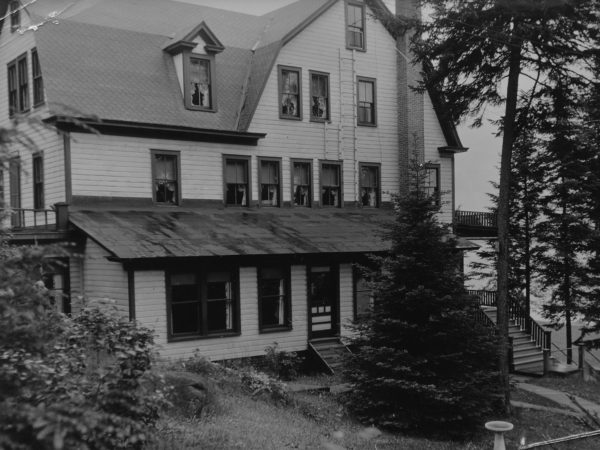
left=346, top=1, right=366, bottom=50
left=10, top=1, right=20, bottom=33
left=185, top=55, right=216, bottom=111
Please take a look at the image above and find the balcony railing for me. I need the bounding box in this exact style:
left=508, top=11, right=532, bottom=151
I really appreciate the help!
left=454, top=210, right=497, bottom=238
left=7, top=208, right=56, bottom=230
left=2, top=203, right=69, bottom=234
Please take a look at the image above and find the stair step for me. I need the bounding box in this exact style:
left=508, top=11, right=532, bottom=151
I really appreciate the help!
left=513, top=344, right=540, bottom=354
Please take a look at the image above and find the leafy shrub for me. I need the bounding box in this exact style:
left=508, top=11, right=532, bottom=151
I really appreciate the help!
left=264, top=342, right=300, bottom=380
left=179, top=351, right=216, bottom=376
left=0, top=245, right=167, bottom=450
left=240, top=368, right=289, bottom=404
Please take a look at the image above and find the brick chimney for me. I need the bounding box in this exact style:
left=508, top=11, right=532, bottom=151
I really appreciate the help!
left=396, top=0, right=425, bottom=193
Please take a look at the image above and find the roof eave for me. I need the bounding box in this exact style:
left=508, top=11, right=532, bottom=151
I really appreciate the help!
left=44, top=116, right=266, bottom=145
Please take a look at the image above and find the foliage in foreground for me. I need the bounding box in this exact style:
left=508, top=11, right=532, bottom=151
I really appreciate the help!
left=345, top=163, right=501, bottom=437
left=0, top=246, right=166, bottom=450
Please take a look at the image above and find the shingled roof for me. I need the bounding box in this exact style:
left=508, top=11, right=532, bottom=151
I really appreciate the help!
left=69, top=208, right=395, bottom=260
left=26, top=0, right=336, bottom=133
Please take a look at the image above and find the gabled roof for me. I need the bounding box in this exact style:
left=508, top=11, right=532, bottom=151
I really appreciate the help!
left=163, top=21, right=225, bottom=55
left=26, top=0, right=335, bottom=134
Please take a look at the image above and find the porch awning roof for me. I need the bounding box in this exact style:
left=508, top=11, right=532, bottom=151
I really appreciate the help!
left=68, top=208, right=395, bottom=260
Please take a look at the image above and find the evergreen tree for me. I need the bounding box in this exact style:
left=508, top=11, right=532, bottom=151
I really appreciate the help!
left=533, top=77, right=597, bottom=363
left=406, top=0, right=599, bottom=410
left=345, top=160, right=500, bottom=437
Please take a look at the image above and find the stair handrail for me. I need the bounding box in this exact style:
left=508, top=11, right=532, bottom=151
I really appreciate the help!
left=469, top=290, right=551, bottom=355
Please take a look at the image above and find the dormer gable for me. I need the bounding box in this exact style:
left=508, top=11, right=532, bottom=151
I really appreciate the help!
left=163, top=22, right=224, bottom=112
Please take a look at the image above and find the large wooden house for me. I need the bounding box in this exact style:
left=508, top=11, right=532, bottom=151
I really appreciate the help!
left=0, top=0, right=468, bottom=361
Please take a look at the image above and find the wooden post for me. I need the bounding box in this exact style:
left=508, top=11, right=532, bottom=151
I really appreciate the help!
left=578, top=344, right=585, bottom=375
left=543, top=331, right=552, bottom=375
left=54, top=202, right=69, bottom=231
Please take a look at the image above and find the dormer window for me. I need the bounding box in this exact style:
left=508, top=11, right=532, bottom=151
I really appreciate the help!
left=163, top=22, right=224, bottom=112
left=10, top=1, right=20, bottom=33
left=186, top=55, right=213, bottom=110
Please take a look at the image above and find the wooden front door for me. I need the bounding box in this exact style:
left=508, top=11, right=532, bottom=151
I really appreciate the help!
left=309, top=265, right=338, bottom=338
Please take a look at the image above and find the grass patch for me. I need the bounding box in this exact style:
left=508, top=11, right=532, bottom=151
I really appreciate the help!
left=527, top=373, right=600, bottom=405
left=147, top=360, right=600, bottom=450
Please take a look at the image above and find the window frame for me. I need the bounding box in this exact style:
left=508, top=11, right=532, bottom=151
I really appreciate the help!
left=9, top=156, right=21, bottom=228
left=183, top=52, right=217, bottom=111
left=359, top=162, right=380, bottom=208
left=290, top=158, right=312, bottom=208
left=150, top=149, right=181, bottom=206
left=223, top=155, right=251, bottom=207
left=257, top=157, right=282, bottom=207
left=278, top=65, right=302, bottom=121
left=353, top=267, right=374, bottom=320
left=345, top=1, right=366, bottom=51
left=31, top=48, right=44, bottom=107
left=166, top=267, right=240, bottom=342
left=0, top=168, right=4, bottom=207
left=357, top=76, right=376, bottom=126
left=423, top=163, right=441, bottom=205
left=7, top=53, right=29, bottom=116
left=32, top=153, right=44, bottom=210
left=10, top=1, right=20, bottom=33
left=309, top=70, right=330, bottom=122
left=319, top=160, right=343, bottom=208
left=258, top=266, right=292, bottom=333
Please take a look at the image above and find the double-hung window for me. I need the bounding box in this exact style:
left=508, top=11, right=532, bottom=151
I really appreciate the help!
left=291, top=159, right=312, bottom=207
left=186, top=55, right=215, bottom=110
left=9, top=157, right=21, bottom=228
left=7, top=54, right=29, bottom=116
left=10, top=1, right=20, bottom=33
left=259, top=158, right=281, bottom=207
left=258, top=267, right=291, bottom=331
left=359, top=163, right=380, bottom=207
left=357, top=77, right=376, bottom=126
left=32, top=154, right=44, bottom=209
left=32, top=49, right=44, bottom=107
left=224, top=156, right=250, bottom=206
left=152, top=150, right=180, bottom=205
left=424, top=164, right=440, bottom=204
left=278, top=65, right=301, bottom=120
left=353, top=270, right=373, bottom=319
left=168, top=269, right=238, bottom=340
left=320, top=162, right=342, bottom=207
left=346, top=1, right=366, bottom=50
left=310, top=71, right=329, bottom=122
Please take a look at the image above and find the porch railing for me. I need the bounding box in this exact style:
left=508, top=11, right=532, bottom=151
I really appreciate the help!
left=454, top=210, right=498, bottom=237
left=2, top=204, right=69, bottom=232
left=8, top=208, right=56, bottom=230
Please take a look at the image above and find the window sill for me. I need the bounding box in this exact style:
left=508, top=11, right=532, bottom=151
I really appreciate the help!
left=346, top=45, right=366, bottom=52
left=33, top=101, right=45, bottom=109
left=310, top=118, right=331, bottom=124
left=357, top=122, right=377, bottom=128
left=167, top=331, right=241, bottom=343
left=259, top=326, right=292, bottom=334
left=279, top=115, right=303, bottom=121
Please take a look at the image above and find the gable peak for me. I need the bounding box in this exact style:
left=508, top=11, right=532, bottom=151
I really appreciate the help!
left=163, top=21, right=225, bottom=55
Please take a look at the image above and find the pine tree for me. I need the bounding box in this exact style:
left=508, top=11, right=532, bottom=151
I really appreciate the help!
left=345, top=160, right=500, bottom=437
left=533, top=77, right=597, bottom=363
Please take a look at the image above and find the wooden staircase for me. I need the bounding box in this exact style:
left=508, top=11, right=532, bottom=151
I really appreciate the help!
left=482, top=306, right=545, bottom=375
left=308, top=338, right=351, bottom=374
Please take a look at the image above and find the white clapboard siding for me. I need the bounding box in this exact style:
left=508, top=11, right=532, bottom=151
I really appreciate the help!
left=135, top=265, right=310, bottom=361
left=339, top=263, right=354, bottom=338
left=83, top=239, right=129, bottom=314
left=424, top=94, right=454, bottom=223
left=69, top=132, right=254, bottom=201
left=249, top=0, right=400, bottom=205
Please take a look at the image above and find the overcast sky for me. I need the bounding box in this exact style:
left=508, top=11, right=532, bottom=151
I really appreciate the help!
left=179, top=0, right=498, bottom=211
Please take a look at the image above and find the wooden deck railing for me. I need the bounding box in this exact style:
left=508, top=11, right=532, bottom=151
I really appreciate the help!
left=469, top=289, right=551, bottom=365
left=8, top=208, right=56, bottom=230
left=2, top=204, right=69, bottom=233
left=454, top=211, right=498, bottom=237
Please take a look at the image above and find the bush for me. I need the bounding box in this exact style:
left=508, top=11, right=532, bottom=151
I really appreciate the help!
left=240, top=368, right=289, bottom=404
left=264, top=342, right=300, bottom=380
left=0, top=246, right=167, bottom=450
